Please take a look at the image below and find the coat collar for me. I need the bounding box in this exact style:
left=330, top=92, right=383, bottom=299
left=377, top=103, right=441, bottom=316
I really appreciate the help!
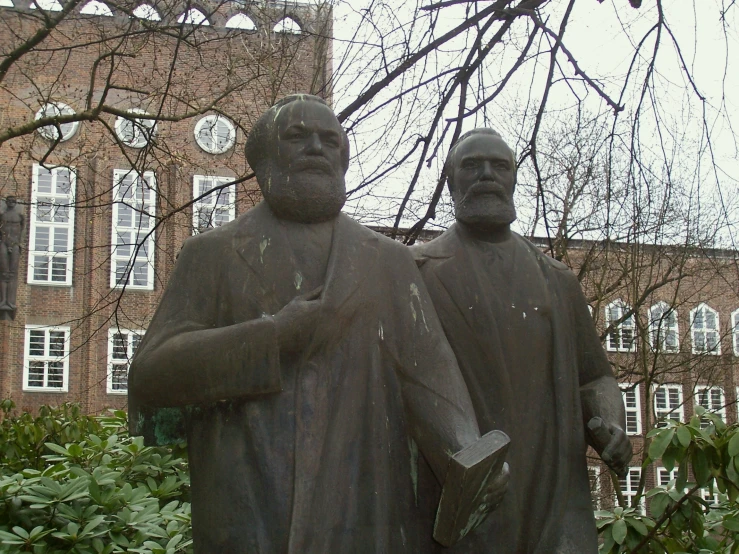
left=232, top=201, right=379, bottom=315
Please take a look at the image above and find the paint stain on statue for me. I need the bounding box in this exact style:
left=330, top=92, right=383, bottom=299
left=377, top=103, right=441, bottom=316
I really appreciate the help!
left=409, top=283, right=429, bottom=332
left=378, top=321, right=384, bottom=340
left=294, top=271, right=303, bottom=290
left=259, top=237, right=270, bottom=263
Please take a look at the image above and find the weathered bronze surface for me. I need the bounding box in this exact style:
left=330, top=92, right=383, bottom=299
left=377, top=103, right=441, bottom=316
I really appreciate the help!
left=0, top=196, right=24, bottom=321
left=413, top=129, right=633, bottom=554
left=128, top=97, right=508, bottom=553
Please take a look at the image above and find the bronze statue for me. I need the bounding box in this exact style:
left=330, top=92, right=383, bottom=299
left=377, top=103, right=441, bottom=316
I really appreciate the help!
left=128, top=97, right=508, bottom=553
left=0, top=195, right=25, bottom=320
left=412, top=129, right=633, bottom=553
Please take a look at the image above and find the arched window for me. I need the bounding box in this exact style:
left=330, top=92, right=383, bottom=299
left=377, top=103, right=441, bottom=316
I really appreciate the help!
left=132, top=4, right=161, bottom=20
left=30, top=0, right=62, bottom=10
left=35, top=102, right=79, bottom=142
left=225, top=13, right=256, bottom=30
left=690, top=303, right=720, bottom=355
left=273, top=17, right=301, bottom=34
left=649, top=302, right=679, bottom=353
left=0, top=0, right=15, bottom=7
left=605, top=300, right=636, bottom=352
left=177, top=8, right=210, bottom=25
left=732, top=308, right=739, bottom=356
left=80, top=1, right=113, bottom=15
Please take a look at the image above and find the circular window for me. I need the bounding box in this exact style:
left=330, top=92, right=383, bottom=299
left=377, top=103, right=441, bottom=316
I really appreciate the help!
left=194, top=115, right=236, bottom=154
left=115, top=109, right=156, bottom=148
left=35, top=102, right=79, bottom=142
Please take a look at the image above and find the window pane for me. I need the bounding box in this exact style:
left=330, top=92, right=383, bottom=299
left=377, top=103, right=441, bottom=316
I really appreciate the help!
left=28, top=330, right=45, bottom=356
left=111, top=364, right=128, bottom=390
left=47, top=362, right=64, bottom=387
left=50, top=257, right=67, bottom=282
left=35, top=226, right=50, bottom=250
left=27, top=361, right=45, bottom=387
left=132, top=261, right=148, bottom=287
left=33, top=256, right=49, bottom=281
left=48, top=331, right=65, bottom=356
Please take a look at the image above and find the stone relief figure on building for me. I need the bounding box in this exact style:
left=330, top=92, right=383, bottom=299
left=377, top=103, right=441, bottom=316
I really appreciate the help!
left=0, top=195, right=25, bottom=320
left=412, top=129, right=633, bottom=553
left=128, top=96, right=508, bottom=553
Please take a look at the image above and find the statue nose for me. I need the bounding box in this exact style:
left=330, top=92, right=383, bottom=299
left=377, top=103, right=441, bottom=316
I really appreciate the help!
left=306, top=132, right=323, bottom=154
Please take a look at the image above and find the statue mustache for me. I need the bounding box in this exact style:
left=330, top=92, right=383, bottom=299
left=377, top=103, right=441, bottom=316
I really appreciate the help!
left=463, top=181, right=508, bottom=200
left=291, top=157, right=334, bottom=174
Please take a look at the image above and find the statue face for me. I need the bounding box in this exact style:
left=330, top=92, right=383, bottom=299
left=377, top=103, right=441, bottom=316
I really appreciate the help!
left=450, top=134, right=517, bottom=231
left=261, top=100, right=347, bottom=223
left=6, top=198, right=16, bottom=209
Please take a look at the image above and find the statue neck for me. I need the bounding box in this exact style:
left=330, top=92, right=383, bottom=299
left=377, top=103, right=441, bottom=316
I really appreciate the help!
left=458, top=221, right=512, bottom=244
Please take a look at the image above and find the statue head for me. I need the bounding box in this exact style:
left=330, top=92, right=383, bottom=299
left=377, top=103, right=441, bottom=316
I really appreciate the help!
left=446, top=129, right=517, bottom=231
left=245, top=94, right=349, bottom=223
left=5, top=196, right=17, bottom=210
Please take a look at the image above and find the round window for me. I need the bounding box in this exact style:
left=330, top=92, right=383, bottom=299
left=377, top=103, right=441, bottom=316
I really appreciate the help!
left=35, top=102, right=79, bottom=142
left=115, top=109, right=156, bottom=148
left=194, top=115, right=236, bottom=154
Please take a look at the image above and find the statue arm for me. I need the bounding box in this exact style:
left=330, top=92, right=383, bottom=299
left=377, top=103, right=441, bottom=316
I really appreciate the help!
left=390, top=249, right=481, bottom=483
left=128, top=237, right=282, bottom=410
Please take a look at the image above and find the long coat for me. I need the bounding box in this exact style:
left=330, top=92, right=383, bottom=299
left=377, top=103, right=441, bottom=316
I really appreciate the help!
left=128, top=202, right=481, bottom=554
left=413, top=225, right=616, bottom=553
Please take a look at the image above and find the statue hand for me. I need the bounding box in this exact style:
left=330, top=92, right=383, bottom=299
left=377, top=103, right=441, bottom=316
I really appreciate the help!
left=274, top=286, right=323, bottom=355
left=588, top=417, right=632, bottom=477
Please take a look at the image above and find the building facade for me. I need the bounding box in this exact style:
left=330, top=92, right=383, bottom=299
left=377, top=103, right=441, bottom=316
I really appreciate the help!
left=0, top=0, right=332, bottom=413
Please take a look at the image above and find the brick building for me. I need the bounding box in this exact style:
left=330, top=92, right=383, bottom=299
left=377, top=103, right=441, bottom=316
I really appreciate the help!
left=0, top=0, right=332, bottom=412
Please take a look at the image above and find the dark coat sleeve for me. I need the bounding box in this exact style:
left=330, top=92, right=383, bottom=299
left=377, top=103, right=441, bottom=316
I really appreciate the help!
left=382, top=242, right=481, bottom=481
left=128, top=231, right=282, bottom=444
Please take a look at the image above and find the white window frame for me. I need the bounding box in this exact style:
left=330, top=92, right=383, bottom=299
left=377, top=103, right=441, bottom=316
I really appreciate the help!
left=690, top=303, right=721, bottom=355
left=35, top=102, right=79, bottom=142
left=107, top=328, right=144, bottom=394
left=731, top=309, right=739, bottom=357
left=656, top=467, right=678, bottom=488
left=695, top=385, right=726, bottom=425
left=620, top=383, right=642, bottom=436
left=23, top=325, right=70, bottom=392
left=194, top=115, right=236, bottom=154
left=588, top=465, right=601, bottom=510
left=649, top=302, right=679, bottom=353
left=617, top=467, right=645, bottom=513
left=27, top=164, right=76, bottom=286
left=700, top=479, right=721, bottom=507
left=192, top=175, right=236, bottom=234
left=115, top=109, right=156, bottom=149
left=653, top=384, right=684, bottom=427
left=110, top=169, right=156, bottom=290
left=605, top=300, right=636, bottom=352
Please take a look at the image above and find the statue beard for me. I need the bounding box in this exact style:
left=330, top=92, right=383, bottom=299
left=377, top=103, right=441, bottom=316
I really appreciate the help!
left=454, top=181, right=517, bottom=231
left=258, top=161, right=347, bottom=223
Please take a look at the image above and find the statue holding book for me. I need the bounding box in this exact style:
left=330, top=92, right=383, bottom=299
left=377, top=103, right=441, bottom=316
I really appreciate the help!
left=128, top=95, right=509, bottom=553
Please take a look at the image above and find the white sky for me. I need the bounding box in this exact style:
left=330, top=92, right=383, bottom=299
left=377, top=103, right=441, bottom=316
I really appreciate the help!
left=326, top=0, right=739, bottom=245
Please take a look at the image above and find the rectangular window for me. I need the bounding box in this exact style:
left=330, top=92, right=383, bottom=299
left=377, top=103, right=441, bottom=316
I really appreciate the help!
left=649, top=303, right=679, bottom=353
left=23, top=325, right=70, bottom=391
left=732, top=310, right=739, bottom=357
left=653, top=384, right=684, bottom=427
left=588, top=466, right=601, bottom=510
left=192, top=175, right=235, bottom=234
left=107, top=328, right=143, bottom=394
left=27, top=164, right=76, bottom=285
left=110, top=170, right=156, bottom=289
left=657, top=467, right=677, bottom=487
left=620, top=384, right=642, bottom=435
left=700, top=480, right=721, bottom=507
left=696, top=385, right=726, bottom=427
left=617, top=467, right=644, bottom=513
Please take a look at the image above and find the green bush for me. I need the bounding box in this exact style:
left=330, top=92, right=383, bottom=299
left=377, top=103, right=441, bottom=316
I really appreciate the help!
left=0, top=401, right=192, bottom=554
left=597, top=406, right=739, bottom=553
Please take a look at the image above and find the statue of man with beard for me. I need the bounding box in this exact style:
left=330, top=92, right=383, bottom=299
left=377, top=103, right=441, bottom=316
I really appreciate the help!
left=412, top=129, right=632, bottom=553
left=128, top=97, right=508, bottom=553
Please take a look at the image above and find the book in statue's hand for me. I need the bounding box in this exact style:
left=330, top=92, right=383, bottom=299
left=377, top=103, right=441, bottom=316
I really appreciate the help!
left=433, top=429, right=510, bottom=547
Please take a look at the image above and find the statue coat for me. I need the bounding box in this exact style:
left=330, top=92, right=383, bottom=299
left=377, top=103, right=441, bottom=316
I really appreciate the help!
left=413, top=225, right=615, bottom=553
left=128, top=202, right=480, bottom=554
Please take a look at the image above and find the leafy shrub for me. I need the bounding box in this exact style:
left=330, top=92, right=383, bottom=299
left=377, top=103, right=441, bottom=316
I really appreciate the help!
left=0, top=401, right=192, bottom=554
left=597, top=406, right=739, bottom=553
